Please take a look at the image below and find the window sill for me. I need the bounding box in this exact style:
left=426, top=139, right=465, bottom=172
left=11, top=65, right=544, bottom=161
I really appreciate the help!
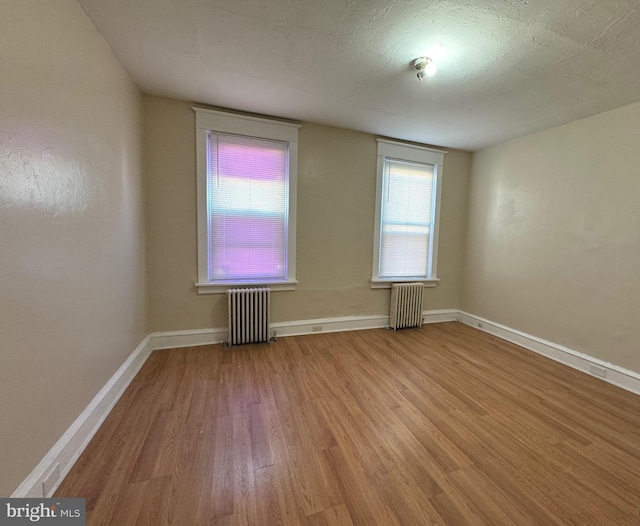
left=196, top=280, right=298, bottom=294
left=369, top=278, right=439, bottom=289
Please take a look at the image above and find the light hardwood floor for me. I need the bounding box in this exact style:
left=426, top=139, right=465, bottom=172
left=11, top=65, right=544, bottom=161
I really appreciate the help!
left=55, top=322, right=640, bottom=525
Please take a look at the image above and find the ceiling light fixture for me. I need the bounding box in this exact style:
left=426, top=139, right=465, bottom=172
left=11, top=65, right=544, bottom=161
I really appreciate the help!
left=413, top=57, right=437, bottom=81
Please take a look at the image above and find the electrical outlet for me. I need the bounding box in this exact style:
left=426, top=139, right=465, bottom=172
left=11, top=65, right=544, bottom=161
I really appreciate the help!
left=590, top=365, right=607, bottom=378
left=42, top=463, right=60, bottom=497
left=312, top=325, right=323, bottom=332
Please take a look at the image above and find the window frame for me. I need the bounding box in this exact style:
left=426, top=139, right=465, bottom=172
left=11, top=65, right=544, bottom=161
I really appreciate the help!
left=194, top=107, right=300, bottom=294
left=370, top=138, right=446, bottom=289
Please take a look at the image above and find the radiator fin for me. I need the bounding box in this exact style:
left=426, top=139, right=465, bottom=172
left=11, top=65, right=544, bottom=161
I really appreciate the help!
left=389, top=282, right=424, bottom=330
left=227, top=288, right=271, bottom=346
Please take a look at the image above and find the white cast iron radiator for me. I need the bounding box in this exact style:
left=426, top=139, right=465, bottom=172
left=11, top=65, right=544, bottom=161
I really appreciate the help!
left=227, top=287, right=271, bottom=346
left=389, top=282, right=424, bottom=330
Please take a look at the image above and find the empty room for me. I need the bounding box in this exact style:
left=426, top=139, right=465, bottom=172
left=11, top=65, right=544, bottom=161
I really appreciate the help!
left=2, top=0, right=640, bottom=525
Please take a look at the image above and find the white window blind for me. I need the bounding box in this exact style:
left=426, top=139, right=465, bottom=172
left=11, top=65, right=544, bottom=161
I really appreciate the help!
left=379, top=158, right=434, bottom=278
left=371, top=139, right=445, bottom=287
left=208, top=132, right=289, bottom=281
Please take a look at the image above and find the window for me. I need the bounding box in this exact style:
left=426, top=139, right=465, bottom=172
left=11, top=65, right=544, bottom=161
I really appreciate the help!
left=371, top=139, right=446, bottom=289
left=194, top=108, right=299, bottom=293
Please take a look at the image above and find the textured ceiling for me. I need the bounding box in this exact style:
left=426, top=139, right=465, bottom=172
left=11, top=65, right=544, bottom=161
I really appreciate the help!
left=78, top=0, right=640, bottom=150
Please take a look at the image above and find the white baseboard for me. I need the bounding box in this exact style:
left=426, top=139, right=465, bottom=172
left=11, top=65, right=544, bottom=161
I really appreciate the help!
left=149, top=315, right=390, bottom=347
left=423, top=309, right=458, bottom=324
left=149, top=310, right=458, bottom=345
left=457, top=311, right=640, bottom=396
left=150, top=327, right=227, bottom=350
left=12, top=335, right=154, bottom=498
left=272, top=314, right=390, bottom=337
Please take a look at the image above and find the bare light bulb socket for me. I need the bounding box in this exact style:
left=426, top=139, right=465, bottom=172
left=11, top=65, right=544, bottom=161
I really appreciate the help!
left=413, top=57, right=437, bottom=81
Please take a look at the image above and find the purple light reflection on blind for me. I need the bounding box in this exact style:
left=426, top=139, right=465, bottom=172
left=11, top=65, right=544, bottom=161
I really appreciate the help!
left=208, top=133, right=288, bottom=280
left=218, top=142, right=283, bottom=181
left=211, top=214, right=285, bottom=278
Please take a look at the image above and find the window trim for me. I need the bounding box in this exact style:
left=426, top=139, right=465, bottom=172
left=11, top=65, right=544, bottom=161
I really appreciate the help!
left=193, top=107, right=300, bottom=294
left=370, top=139, right=446, bottom=289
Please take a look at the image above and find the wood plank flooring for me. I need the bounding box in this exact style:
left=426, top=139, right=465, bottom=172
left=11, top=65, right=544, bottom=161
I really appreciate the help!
left=55, top=322, right=640, bottom=525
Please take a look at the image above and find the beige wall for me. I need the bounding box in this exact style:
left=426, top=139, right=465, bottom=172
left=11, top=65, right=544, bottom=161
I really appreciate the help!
left=0, top=0, right=146, bottom=496
left=462, top=101, right=640, bottom=374
left=145, top=96, right=471, bottom=332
